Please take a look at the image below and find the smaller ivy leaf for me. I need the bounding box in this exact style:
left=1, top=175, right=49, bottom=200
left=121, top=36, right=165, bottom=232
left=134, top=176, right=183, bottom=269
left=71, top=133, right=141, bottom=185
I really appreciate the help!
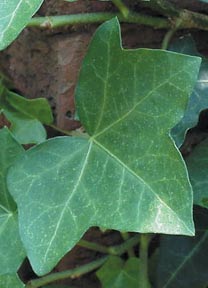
left=185, top=137, right=208, bottom=209
left=0, top=0, right=44, bottom=51
left=96, top=256, right=140, bottom=288
left=0, top=128, right=26, bottom=274
left=0, top=84, right=53, bottom=144
left=7, top=90, right=53, bottom=124
left=170, top=35, right=208, bottom=147
left=0, top=274, right=24, bottom=288
left=157, top=207, right=208, bottom=288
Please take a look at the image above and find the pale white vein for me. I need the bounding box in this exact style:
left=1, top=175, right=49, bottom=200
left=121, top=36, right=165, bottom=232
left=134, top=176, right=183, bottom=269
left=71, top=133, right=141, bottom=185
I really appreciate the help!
left=0, top=0, right=24, bottom=41
left=93, top=139, right=193, bottom=235
left=42, top=141, right=93, bottom=263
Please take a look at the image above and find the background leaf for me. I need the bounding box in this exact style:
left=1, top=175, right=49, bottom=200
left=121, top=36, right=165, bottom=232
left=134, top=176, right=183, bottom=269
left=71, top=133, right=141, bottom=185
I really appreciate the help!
left=0, top=274, right=24, bottom=288
left=0, top=0, right=44, bottom=50
left=157, top=207, right=208, bottom=288
left=185, top=137, right=208, bottom=208
left=0, top=82, right=53, bottom=144
left=43, top=286, right=73, bottom=288
left=0, top=128, right=25, bottom=274
left=43, top=286, right=74, bottom=288
left=96, top=256, right=140, bottom=287
left=7, top=18, right=200, bottom=275
left=170, top=35, right=208, bottom=147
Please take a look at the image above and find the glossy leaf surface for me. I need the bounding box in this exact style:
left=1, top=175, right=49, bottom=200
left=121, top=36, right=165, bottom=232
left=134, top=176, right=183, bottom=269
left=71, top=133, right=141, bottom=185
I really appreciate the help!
left=0, top=128, right=25, bottom=274
left=96, top=256, right=140, bottom=287
left=8, top=18, right=200, bottom=275
left=157, top=207, right=208, bottom=288
left=186, top=138, right=208, bottom=208
left=0, top=83, right=53, bottom=144
left=170, top=36, right=208, bottom=147
left=0, top=0, right=44, bottom=50
left=0, top=274, right=24, bottom=288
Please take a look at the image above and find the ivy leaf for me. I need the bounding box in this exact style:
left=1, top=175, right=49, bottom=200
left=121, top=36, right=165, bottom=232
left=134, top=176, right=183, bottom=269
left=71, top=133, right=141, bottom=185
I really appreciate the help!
left=170, top=35, right=208, bottom=147
left=0, top=128, right=25, bottom=274
left=0, top=274, right=24, bottom=288
left=0, top=0, right=44, bottom=51
left=7, top=18, right=200, bottom=275
left=185, top=138, right=208, bottom=209
left=96, top=256, right=140, bottom=287
left=157, top=207, right=208, bottom=288
left=0, top=83, right=53, bottom=144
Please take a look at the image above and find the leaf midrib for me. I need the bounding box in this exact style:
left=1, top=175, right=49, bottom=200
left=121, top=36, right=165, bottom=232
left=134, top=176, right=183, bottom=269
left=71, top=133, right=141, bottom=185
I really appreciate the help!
left=42, top=141, right=93, bottom=265
left=92, top=69, right=186, bottom=139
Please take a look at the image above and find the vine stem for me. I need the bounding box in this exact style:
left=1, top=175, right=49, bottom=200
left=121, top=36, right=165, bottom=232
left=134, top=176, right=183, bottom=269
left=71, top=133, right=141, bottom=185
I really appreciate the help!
left=108, top=234, right=140, bottom=256
left=78, top=234, right=140, bottom=256
left=120, top=232, right=135, bottom=257
left=25, top=256, right=108, bottom=288
left=78, top=239, right=110, bottom=254
left=28, top=12, right=170, bottom=29
left=27, top=8, right=208, bottom=32
left=161, top=28, right=176, bottom=50
left=139, top=234, right=152, bottom=288
left=161, top=18, right=183, bottom=50
left=112, top=0, right=130, bottom=18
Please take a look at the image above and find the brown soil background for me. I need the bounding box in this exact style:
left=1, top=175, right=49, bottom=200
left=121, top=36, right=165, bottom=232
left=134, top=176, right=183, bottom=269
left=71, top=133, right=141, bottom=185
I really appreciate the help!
left=1, top=1, right=208, bottom=287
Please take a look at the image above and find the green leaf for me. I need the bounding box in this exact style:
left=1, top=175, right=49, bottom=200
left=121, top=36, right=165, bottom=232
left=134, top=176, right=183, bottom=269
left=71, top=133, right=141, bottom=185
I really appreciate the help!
left=7, top=18, right=200, bottom=275
left=0, top=0, right=44, bottom=50
left=185, top=138, right=208, bottom=208
left=0, top=128, right=25, bottom=274
left=0, top=83, right=53, bottom=144
left=170, top=35, right=208, bottom=147
left=96, top=256, right=140, bottom=288
left=157, top=207, right=208, bottom=288
left=0, top=274, right=24, bottom=288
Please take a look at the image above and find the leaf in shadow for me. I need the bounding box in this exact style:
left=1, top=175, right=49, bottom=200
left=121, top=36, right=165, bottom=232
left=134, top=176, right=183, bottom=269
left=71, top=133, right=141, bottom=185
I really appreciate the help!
left=170, top=35, right=208, bottom=147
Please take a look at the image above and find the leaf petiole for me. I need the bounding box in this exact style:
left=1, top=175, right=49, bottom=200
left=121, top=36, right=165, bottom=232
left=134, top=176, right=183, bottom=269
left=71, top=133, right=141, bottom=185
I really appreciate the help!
left=78, top=234, right=140, bottom=256
left=112, top=0, right=130, bottom=18
left=25, top=256, right=108, bottom=288
left=120, top=232, right=135, bottom=257
left=139, top=234, right=152, bottom=288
